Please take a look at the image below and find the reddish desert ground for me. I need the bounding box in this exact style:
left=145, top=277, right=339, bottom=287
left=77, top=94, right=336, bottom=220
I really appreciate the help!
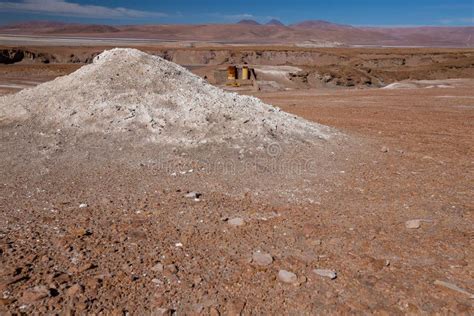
left=0, top=41, right=473, bottom=315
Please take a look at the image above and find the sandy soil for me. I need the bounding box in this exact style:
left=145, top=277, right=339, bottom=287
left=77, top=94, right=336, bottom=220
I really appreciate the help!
left=0, top=64, right=473, bottom=314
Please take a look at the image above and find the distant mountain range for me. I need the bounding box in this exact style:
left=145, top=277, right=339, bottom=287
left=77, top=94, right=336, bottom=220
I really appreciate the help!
left=237, top=19, right=262, bottom=26
left=237, top=19, right=285, bottom=26
left=1, top=20, right=472, bottom=47
left=266, top=19, right=285, bottom=26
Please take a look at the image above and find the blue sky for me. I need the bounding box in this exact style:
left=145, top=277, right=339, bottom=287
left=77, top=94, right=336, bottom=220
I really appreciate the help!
left=0, top=0, right=473, bottom=26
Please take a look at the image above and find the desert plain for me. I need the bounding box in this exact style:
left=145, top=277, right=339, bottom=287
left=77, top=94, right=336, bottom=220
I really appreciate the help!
left=0, top=25, right=473, bottom=315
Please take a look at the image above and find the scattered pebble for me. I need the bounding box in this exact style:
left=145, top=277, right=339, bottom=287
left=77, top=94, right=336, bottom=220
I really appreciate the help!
left=308, top=239, right=322, bottom=246
left=66, top=284, right=83, bottom=296
left=298, top=275, right=307, bottom=284
left=225, top=299, right=246, bottom=315
left=151, top=278, right=164, bottom=286
left=381, top=146, right=389, bottom=153
left=165, top=264, right=178, bottom=274
left=175, top=242, right=183, bottom=247
left=20, top=286, right=49, bottom=303
left=252, top=251, right=273, bottom=266
left=152, top=307, right=173, bottom=316
left=79, top=203, right=88, bottom=208
left=209, top=307, right=220, bottom=316
left=193, top=275, right=202, bottom=285
left=151, top=263, right=164, bottom=273
left=69, top=262, right=97, bottom=274
left=405, top=219, right=421, bottom=229
left=228, top=217, right=245, bottom=227
left=368, top=258, right=390, bottom=271
left=313, top=269, right=337, bottom=280
left=278, top=270, right=298, bottom=284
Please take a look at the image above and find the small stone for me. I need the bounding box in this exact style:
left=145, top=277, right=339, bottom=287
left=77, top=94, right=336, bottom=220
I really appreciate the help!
left=308, top=239, right=322, bottom=246
left=79, top=203, right=88, bottom=208
left=66, top=284, right=83, bottom=296
left=434, top=280, right=474, bottom=299
left=0, top=298, right=14, bottom=306
left=209, top=307, right=220, bottom=316
left=381, top=146, right=389, bottom=153
left=228, top=218, right=245, bottom=227
left=193, top=275, right=202, bottom=285
left=225, top=299, right=246, bottom=316
left=368, top=257, right=390, bottom=271
left=405, top=219, right=421, bottom=229
left=298, top=275, right=307, bottom=284
left=193, top=304, right=205, bottom=314
left=70, top=228, right=92, bottom=237
left=252, top=251, right=273, bottom=266
left=54, top=273, right=71, bottom=284
left=151, top=307, right=173, bottom=316
left=85, top=277, right=100, bottom=290
left=165, top=264, right=178, bottom=274
left=151, top=263, right=164, bottom=273
left=79, top=262, right=97, bottom=272
left=20, top=286, right=49, bottom=303
left=313, top=269, right=337, bottom=280
left=184, top=192, right=201, bottom=199
left=69, top=262, right=97, bottom=274
left=151, top=278, right=164, bottom=286
left=74, top=300, right=89, bottom=311
left=278, top=270, right=298, bottom=284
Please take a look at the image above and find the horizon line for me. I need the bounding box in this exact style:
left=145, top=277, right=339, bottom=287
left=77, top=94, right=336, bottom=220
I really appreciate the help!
left=1, top=19, right=473, bottom=28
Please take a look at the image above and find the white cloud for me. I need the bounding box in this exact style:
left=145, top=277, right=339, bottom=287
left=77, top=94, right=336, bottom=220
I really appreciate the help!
left=427, top=4, right=474, bottom=10
left=209, top=13, right=256, bottom=21
left=0, top=0, right=167, bottom=19
left=228, top=14, right=256, bottom=20
left=440, top=17, right=474, bottom=25
left=208, top=13, right=280, bottom=23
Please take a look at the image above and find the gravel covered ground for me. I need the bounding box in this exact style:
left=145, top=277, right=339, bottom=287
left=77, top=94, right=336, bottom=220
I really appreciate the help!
left=0, top=55, right=473, bottom=314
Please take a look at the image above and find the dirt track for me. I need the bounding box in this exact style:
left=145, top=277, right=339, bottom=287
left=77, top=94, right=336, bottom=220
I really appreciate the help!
left=0, top=56, right=473, bottom=313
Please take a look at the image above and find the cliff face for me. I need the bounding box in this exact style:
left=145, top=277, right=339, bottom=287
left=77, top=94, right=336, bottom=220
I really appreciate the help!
left=2, top=47, right=473, bottom=88
left=4, top=47, right=474, bottom=67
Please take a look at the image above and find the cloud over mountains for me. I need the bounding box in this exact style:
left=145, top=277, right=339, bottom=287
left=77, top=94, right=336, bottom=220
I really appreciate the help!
left=0, top=0, right=167, bottom=19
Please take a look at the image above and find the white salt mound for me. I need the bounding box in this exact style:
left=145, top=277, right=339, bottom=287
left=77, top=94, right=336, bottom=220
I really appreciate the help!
left=0, top=48, right=336, bottom=145
left=382, top=82, right=418, bottom=90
